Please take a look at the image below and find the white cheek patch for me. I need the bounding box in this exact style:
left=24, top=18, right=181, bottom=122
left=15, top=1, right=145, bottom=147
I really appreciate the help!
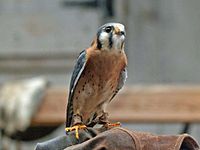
left=99, top=32, right=109, bottom=48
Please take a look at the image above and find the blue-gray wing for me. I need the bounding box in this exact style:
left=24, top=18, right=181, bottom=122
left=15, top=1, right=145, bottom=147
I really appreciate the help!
left=66, top=50, right=87, bottom=127
left=109, top=67, right=128, bottom=102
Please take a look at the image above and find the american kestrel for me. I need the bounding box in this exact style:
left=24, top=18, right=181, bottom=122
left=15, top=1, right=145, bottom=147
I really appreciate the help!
left=65, top=23, right=127, bottom=139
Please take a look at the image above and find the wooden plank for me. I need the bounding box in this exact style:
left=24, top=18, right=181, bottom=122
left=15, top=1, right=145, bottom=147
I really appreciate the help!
left=31, top=85, right=200, bottom=126
left=32, top=87, right=67, bottom=126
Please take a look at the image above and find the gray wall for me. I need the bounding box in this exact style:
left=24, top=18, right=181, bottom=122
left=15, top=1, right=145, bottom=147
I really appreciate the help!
left=1, top=0, right=200, bottom=85
left=0, top=0, right=99, bottom=84
left=127, top=0, right=200, bottom=84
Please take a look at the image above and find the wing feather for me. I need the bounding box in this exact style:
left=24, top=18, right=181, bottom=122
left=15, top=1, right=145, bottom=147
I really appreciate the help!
left=66, top=50, right=87, bottom=127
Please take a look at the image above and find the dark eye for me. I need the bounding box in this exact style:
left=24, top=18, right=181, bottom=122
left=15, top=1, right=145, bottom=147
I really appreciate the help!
left=105, top=26, right=112, bottom=33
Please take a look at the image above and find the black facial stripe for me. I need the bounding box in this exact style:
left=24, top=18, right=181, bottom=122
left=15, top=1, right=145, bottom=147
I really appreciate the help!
left=109, top=32, right=113, bottom=48
left=96, top=25, right=114, bottom=49
left=97, top=29, right=102, bottom=49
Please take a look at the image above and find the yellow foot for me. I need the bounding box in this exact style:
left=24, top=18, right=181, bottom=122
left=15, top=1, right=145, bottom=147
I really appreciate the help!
left=105, top=122, right=121, bottom=128
left=65, top=124, right=87, bottom=139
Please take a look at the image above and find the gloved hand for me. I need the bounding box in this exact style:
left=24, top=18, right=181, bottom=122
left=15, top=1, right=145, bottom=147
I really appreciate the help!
left=35, top=127, right=199, bottom=150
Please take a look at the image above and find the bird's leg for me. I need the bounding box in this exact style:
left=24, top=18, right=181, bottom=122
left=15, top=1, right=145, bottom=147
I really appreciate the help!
left=65, top=114, right=87, bottom=139
left=65, top=124, right=87, bottom=139
left=98, top=112, right=121, bottom=129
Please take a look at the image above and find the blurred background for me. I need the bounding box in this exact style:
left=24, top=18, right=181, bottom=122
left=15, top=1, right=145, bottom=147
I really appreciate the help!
left=1, top=0, right=200, bottom=149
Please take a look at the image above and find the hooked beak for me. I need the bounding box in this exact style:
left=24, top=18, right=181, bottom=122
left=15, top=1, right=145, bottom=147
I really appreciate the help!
left=114, top=27, right=126, bottom=36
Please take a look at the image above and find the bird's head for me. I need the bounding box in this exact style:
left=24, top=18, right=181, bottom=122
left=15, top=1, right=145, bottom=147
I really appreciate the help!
left=92, top=23, right=126, bottom=51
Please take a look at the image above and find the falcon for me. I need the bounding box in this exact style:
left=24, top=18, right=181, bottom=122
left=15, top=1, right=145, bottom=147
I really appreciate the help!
left=65, top=23, right=128, bottom=139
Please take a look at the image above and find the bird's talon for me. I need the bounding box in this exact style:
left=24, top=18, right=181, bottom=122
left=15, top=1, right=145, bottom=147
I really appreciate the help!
left=65, top=124, right=87, bottom=139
